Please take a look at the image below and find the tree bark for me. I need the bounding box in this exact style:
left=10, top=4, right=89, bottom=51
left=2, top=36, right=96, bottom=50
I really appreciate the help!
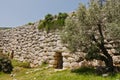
left=99, top=43, right=114, bottom=72
left=97, top=22, right=114, bottom=72
left=92, top=33, right=114, bottom=72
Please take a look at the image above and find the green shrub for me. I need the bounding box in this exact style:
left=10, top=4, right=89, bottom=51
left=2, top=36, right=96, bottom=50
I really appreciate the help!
left=28, top=22, right=34, bottom=25
left=45, top=14, right=54, bottom=22
left=38, top=20, right=46, bottom=30
left=57, top=12, right=68, bottom=26
left=0, top=52, right=13, bottom=73
left=38, top=13, right=68, bottom=32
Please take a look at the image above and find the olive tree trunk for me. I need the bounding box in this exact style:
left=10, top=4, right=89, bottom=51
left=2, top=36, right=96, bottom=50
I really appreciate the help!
left=92, top=22, right=114, bottom=72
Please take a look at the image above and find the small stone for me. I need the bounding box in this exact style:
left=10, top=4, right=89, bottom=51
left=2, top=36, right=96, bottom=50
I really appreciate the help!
left=48, top=64, right=53, bottom=68
left=62, top=52, right=70, bottom=57
left=49, top=60, right=57, bottom=65
left=34, top=69, right=40, bottom=72
left=54, top=69, right=66, bottom=72
left=111, top=49, right=117, bottom=54
left=34, top=77, right=36, bottom=80
left=30, top=63, right=35, bottom=68
left=79, top=60, right=88, bottom=67
left=109, top=41, right=114, bottom=44
left=13, top=78, right=17, bottom=80
left=33, top=60, right=39, bottom=65
left=102, top=73, right=109, bottom=77
left=68, top=57, right=75, bottom=62
left=25, top=72, right=29, bottom=74
left=10, top=74, right=16, bottom=77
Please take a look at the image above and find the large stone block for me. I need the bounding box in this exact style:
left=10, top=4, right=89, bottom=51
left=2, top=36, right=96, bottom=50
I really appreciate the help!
left=70, top=62, right=79, bottom=69
left=63, top=57, right=68, bottom=62
left=49, top=52, right=56, bottom=56
left=49, top=60, right=57, bottom=65
left=38, top=52, right=44, bottom=57
left=79, top=60, right=88, bottom=67
left=33, top=60, right=39, bottom=65
left=68, top=57, right=76, bottom=62
left=113, top=56, right=120, bottom=65
left=46, top=52, right=54, bottom=56
left=48, top=56, right=54, bottom=60
left=104, top=44, right=113, bottom=49
left=53, top=47, right=63, bottom=53
left=42, top=56, right=49, bottom=62
left=62, top=52, right=70, bottom=57
left=63, top=62, right=70, bottom=68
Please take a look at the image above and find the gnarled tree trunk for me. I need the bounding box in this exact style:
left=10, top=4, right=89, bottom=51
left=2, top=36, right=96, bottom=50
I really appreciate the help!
left=92, top=22, right=114, bottom=72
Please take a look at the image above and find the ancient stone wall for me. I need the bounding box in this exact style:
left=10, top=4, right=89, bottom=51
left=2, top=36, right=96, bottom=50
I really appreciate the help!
left=0, top=22, right=85, bottom=68
left=0, top=22, right=120, bottom=69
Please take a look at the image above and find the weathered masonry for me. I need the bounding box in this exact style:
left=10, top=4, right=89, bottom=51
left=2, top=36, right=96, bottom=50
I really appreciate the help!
left=0, top=22, right=120, bottom=69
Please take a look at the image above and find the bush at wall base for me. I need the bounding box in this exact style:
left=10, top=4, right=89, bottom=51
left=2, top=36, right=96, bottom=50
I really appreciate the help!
left=0, top=53, right=13, bottom=73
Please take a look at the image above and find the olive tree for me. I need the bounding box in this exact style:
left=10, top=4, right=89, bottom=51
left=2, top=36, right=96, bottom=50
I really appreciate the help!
left=62, top=0, right=120, bottom=72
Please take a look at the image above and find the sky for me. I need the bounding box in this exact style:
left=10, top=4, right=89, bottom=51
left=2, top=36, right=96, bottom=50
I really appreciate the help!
left=0, top=0, right=89, bottom=27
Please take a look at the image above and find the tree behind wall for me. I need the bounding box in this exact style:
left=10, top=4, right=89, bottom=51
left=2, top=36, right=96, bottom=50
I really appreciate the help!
left=62, top=0, right=120, bottom=72
left=38, top=13, right=68, bottom=32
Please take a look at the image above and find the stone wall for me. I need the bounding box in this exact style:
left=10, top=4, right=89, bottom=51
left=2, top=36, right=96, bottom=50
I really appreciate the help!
left=0, top=22, right=120, bottom=69
left=0, top=22, right=85, bottom=68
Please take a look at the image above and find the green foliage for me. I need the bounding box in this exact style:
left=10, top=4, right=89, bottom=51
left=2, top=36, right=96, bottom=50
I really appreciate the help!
left=38, top=14, right=54, bottom=32
left=28, top=22, right=34, bottom=25
left=38, top=20, right=46, bottom=30
left=85, top=45, right=100, bottom=60
left=0, top=52, right=13, bottom=73
left=45, top=14, right=54, bottom=22
left=57, top=13, right=68, bottom=26
left=62, top=0, right=120, bottom=62
left=38, top=13, right=68, bottom=32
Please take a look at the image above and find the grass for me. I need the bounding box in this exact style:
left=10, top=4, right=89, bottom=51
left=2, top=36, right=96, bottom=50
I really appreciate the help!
left=12, top=60, right=30, bottom=68
left=0, top=60, right=120, bottom=80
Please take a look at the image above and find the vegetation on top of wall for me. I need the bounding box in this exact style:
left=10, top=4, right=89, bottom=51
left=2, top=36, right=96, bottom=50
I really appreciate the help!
left=38, top=12, right=68, bottom=32
left=27, top=22, right=34, bottom=25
